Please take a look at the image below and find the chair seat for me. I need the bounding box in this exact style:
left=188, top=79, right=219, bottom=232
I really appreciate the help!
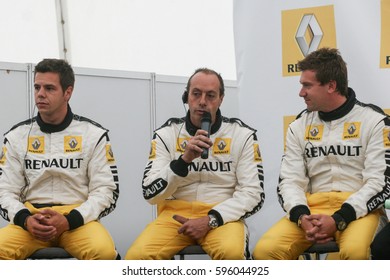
left=176, top=245, right=207, bottom=260
left=27, top=247, right=74, bottom=259
left=302, top=241, right=339, bottom=260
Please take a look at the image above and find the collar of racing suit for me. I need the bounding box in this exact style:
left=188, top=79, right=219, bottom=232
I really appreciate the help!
left=318, top=87, right=356, bottom=122
left=36, top=104, right=74, bottom=133
left=185, top=109, right=222, bottom=136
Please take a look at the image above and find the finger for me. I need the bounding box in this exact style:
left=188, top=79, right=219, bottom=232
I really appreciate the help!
left=172, top=215, right=189, bottom=224
left=307, top=214, right=319, bottom=218
left=39, top=208, right=56, bottom=218
left=33, top=227, right=57, bottom=241
left=196, top=129, right=209, bottom=137
left=305, top=235, right=316, bottom=242
left=177, top=225, right=185, bottom=234
left=310, top=219, right=322, bottom=226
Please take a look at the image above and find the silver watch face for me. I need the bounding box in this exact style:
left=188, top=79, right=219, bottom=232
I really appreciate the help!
left=208, top=216, right=218, bottom=228
left=338, top=220, right=347, bottom=231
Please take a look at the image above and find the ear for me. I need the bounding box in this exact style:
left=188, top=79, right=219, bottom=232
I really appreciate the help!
left=64, top=86, right=73, bottom=101
left=218, top=94, right=224, bottom=107
left=328, top=80, right=337, bottom=93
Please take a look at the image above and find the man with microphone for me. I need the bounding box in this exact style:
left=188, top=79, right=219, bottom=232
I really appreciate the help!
left=126, top=68, right=264, bottom=260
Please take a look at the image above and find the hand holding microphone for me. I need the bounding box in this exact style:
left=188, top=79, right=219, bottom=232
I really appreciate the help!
left=181, top=111, right=212, bottom=163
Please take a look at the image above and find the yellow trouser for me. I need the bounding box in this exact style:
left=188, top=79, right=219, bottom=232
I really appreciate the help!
left=0, top=203, right=117, bottom=260
left=253, top=192, right=387, bottom=260
left=125, top=200, right=248, bottom=260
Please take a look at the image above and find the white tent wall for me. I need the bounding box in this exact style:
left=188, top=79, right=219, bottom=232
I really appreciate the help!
left=0, top=0, right=236, bottom=80
left=234, top=0, right=390, bottom=252
left=0, top=62, right=239, bottom=258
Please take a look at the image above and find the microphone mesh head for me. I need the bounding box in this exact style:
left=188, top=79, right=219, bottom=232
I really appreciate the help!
left=201, top=112, right=211, bottom=122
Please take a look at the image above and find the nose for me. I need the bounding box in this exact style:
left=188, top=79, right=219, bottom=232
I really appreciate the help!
left=299, top=87, right=306, bottom=97
left=35, top=87, right=46, bottom=98
left=199, top=93, right=207, bottom=106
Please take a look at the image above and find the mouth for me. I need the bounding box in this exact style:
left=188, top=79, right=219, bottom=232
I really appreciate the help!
left=195, top=109, right=208, bottom=115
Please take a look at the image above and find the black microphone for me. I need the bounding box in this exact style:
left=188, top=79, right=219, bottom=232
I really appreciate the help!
left=200, top=112, right=211, bottom=159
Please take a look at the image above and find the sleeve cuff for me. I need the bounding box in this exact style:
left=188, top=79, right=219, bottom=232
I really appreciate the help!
left=65, top=209, right=84, bottom=230
left=289, top=205, right=311, bottom=224
left=14, top=209, right=32, bottom=230
left=333, top=203, right=356, bottom=225
left=170, top=155, right=190, bottom=177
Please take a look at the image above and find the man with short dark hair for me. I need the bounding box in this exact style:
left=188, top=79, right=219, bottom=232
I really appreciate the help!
left=253, top=48, right=390, bottom=260
left=0, top=58, right=119, bottom=259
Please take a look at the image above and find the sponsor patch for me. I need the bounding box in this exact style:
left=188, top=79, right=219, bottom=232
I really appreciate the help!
left=64, top=136, right=82, bottom=153
left=384, top=128, right=390, bottom=147
left=149, top=140, right=156, bottom=160
left=28, top=136, right=45, bottom=154
left=105, top=144, right=115, bottom=163
left=253, top=143, right=262, bottom=162
left=0, top=146, right=7, bottom=165
left=176, top=138, right=190, bottom=153
left=213, top=138, right=231, bottom=155
left=343, top=122, right=361, bottom=140
left=305, top=125, right=324, bottom=141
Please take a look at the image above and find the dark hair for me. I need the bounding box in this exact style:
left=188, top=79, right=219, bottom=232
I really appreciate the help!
left=185, top=68, right=225, bottom=96
left=34, top=58, right=75, bottom=92
left=297, top=48, right=348, bottom=97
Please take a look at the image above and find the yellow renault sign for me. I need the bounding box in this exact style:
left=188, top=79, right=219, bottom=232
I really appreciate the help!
left=282, top=5, right=337, bottom=76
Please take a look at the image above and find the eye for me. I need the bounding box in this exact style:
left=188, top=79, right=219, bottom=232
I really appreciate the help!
left=192, top=90, right=201, bottom=97
left=207, top=92, right=217, bottom=100
left=45, top=86, right=55, bottom=92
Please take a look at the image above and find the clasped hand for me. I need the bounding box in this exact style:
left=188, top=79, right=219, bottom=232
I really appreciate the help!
left=300, top=214, right=337, bottom=244
left=25, top=208, right=70, bottom=242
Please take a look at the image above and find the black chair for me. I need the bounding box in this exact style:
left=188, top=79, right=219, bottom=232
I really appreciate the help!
left=175, top=245, right=208, bottom=260
left=301, top=241, right=339, bottom=260
left=27, top=247, right=122, bottom=260
left=27, top=247, right=74, bottom=260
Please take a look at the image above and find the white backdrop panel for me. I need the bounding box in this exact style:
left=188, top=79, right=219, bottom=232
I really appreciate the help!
left=233, top=0, right=390, bottom=252
left=70, top=68, right=153, bottom=257
left=0, top=62, right=31, bottom=229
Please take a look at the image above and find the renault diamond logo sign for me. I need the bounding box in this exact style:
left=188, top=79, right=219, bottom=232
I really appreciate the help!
left=281, top=5, right=336, bottom=76
left=296, top=14, right=323, bottom=57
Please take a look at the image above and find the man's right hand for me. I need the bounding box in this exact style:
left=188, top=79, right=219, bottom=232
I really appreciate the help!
left=181, top=130, right=212, bottom=163
left=25, top=214, right=57, bottom=242
left=173, top=214, right=211, bottom=240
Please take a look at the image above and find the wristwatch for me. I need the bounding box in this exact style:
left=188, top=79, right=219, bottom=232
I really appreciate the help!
left=297, top=214, right=305, bottom=228
left=208, top=214, right=219, bottom=229
left=332, top=214, right=347, bottom=231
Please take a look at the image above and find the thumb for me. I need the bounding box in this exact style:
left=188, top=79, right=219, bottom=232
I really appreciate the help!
left=172, top=215, right=189, bottom=224
left=39, top=208, right=58, bottom=220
